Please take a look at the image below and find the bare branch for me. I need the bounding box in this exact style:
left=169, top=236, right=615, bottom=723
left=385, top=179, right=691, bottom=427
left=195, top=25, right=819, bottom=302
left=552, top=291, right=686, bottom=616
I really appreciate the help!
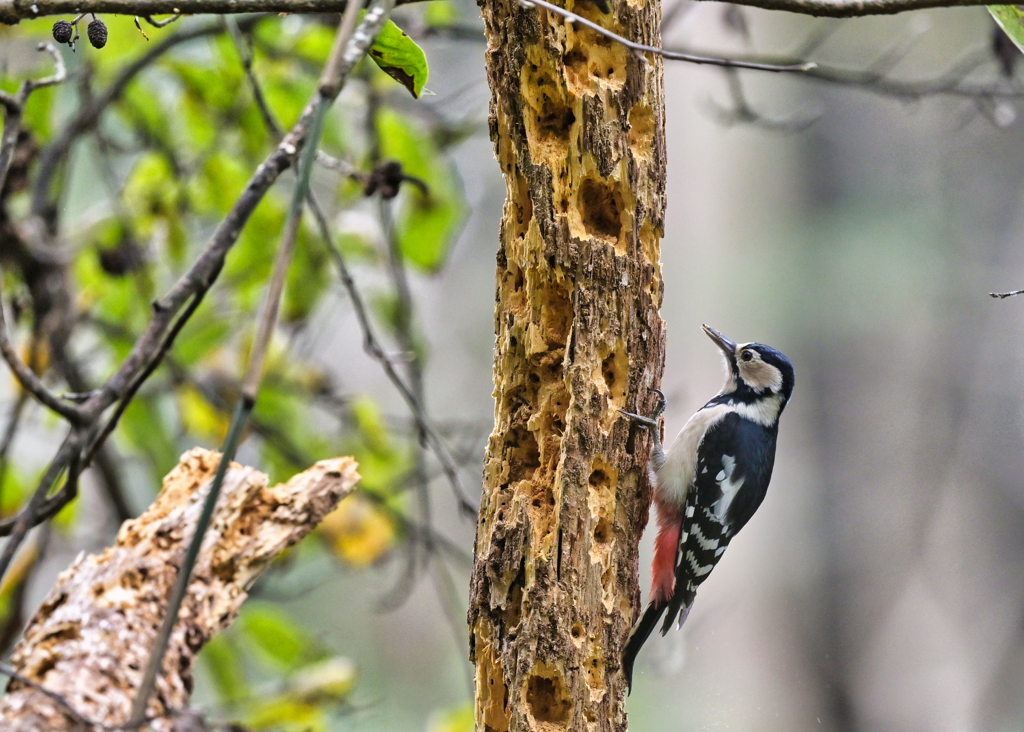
left=0, top=43, right=67, bottom=195
left=706, top=67, right=821, bottom=130
left=698, top=0, right=1008, bottom=18
left=0, top=285, right=85, bottom=423
left=522, top=0, right=816, bottom=72
left=0, top=0, right=420, bottom=24
left=991, top=289, right=1024, bottom=299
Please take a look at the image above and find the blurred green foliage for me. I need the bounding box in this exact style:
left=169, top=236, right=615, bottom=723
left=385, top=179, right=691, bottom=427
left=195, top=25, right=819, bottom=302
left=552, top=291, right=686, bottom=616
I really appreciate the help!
left=0, top=4, right=469, bottom=728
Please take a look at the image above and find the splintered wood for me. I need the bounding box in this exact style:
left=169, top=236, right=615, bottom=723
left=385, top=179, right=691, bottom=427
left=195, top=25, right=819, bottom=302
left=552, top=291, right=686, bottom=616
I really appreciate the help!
left=0, top=447, right=359, bottom=731
left=469, top=0, right=667, bottom=728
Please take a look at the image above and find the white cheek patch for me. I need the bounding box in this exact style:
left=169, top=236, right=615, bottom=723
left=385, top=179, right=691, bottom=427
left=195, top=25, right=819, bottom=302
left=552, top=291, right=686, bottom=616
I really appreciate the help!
left=738, top=360, right=783, bottom=393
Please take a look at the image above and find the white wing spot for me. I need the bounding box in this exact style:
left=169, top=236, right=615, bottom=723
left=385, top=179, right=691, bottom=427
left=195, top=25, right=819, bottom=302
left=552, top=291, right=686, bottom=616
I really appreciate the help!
left=713, top=455, right=743, bottom=523
left=685, top=505, right=694, bottom=518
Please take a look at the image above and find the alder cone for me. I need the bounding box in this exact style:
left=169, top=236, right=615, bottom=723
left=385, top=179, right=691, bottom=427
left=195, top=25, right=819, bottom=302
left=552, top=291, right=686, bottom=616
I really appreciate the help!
left=87, top=18, right=107, bottom=48
left=51, top=20, right=72, bottom=44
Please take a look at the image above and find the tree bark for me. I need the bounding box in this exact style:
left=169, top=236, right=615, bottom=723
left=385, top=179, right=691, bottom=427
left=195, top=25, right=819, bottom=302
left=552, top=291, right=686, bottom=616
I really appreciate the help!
left=467, top=0, right=666, bottom=729
left=0, top=448, right=359, bottom=731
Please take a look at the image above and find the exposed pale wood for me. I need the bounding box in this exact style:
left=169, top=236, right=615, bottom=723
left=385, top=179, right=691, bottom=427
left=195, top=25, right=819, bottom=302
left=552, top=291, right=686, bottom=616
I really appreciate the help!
left=0, top=447, right=360, bottom=731
left=468, top=0, right=667, bottom=728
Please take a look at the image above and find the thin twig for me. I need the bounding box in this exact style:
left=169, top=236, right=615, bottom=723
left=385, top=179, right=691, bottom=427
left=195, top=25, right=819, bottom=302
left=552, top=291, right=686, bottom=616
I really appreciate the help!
left=706, top=66, right=821, bottom=131
left=0, top=43, right=66, bottom=197
left=0, top=438, right=81, bottom=583
left=142, top=12, right=181, bottom=26
left=519, top=0, right=816, bottom=73
left=307, top=192, right=479, bottom=517
left=0, top=281, right=85, bottom=423
left=226, top=16, right=283, bottom=139
left=990, top=289, right=1024, bottom=299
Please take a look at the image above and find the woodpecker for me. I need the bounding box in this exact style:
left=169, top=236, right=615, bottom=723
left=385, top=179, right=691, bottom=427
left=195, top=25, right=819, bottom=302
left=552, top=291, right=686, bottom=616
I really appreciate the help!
left=620, top=324, right=795, bottom=689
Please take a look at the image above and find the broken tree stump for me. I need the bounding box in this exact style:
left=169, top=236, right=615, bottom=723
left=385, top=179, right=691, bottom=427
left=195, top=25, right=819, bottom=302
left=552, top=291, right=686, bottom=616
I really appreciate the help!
left=0, top=447, right=360, bottom=731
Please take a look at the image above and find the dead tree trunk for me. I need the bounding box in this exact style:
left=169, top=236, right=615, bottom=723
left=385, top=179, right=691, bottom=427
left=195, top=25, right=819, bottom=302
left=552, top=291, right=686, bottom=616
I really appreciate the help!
left=467, top=0, right=667, bottom=728
left=0, top=448, right=359, bottom=731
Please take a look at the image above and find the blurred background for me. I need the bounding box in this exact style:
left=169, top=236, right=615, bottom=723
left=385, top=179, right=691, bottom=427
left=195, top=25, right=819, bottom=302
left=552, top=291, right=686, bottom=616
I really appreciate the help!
left=2, top=4, right=1024, bottom=731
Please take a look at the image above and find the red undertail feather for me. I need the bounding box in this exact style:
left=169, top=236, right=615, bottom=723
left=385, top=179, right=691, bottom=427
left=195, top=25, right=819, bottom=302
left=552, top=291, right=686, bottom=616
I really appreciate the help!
left=651, top=498, right=683, bottom=605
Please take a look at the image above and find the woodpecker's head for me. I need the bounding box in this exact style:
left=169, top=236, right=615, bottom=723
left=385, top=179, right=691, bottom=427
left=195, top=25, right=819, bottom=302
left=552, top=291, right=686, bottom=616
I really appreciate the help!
left=703, top=324, right=795, bottom=410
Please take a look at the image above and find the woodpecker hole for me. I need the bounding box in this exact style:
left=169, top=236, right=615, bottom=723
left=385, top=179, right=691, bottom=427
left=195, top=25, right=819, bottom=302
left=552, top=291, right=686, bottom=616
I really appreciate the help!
left=507, top=429, right=540, bottom=483
left=522, top=53, right=576, bottom=162
left=512, top=168, right=533, bottom=240
left=526, top=667, right=571, bottom=725
left=596, top=344, right=628, bottom=408
left=570, top=622, right=584, bottom=640
left=593, top=516, right=612, bottom=544
left=578, top=178, right=624, bottom=243
left=628, top=103, right=655, bottom=163
left=585, top=655, right=605, bottom=688
left=538, top=281, right=572, bottom=348
left=506, top=578, right=524, bottom=628
left=601, top=565, right=615, bottom=606
left=531, top=484, right=554, bottom=509
left=563, top=27, right=628, bottom=96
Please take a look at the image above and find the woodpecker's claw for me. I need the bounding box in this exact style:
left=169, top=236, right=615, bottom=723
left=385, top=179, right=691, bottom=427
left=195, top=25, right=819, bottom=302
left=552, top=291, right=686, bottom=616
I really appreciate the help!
left=650, top=388, right=666, bottom=419
left=619, top=409, right=658, bottom=430
left=620, top=388, right=666, bottom=430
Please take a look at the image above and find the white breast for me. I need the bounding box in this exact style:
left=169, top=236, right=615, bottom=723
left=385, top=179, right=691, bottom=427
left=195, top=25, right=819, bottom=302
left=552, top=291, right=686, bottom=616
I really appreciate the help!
left=655, top=404, right=731, bottom=507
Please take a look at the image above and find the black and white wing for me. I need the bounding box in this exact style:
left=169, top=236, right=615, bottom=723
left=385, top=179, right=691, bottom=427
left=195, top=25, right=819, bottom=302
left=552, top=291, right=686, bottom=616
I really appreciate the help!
left=661, top=412, right=778, bottom=633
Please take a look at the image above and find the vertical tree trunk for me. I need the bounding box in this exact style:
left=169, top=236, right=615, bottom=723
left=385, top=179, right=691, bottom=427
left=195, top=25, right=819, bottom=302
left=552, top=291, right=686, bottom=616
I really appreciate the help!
left=468, top=0, right=667, bottom=728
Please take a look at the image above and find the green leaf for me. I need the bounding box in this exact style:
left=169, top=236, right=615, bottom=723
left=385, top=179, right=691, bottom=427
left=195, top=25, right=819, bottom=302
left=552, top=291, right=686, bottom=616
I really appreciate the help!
left=990, top=6, right=1024, bottom=53
left=369, top=20, right=429, bottom=99
left=238, top=603, right=324, bottom=671
left=375, top=108, right=466, bottom=271
left=200, top=634, right=250, bottom=705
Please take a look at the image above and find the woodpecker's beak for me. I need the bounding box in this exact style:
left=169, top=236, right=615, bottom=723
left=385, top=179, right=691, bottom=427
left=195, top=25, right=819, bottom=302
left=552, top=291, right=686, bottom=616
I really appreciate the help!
left=703, top=324, right=737, bottom=356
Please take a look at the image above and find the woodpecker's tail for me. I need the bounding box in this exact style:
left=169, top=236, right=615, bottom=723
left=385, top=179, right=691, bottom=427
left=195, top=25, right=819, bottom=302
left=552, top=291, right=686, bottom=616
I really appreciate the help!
left=622, top=601, right=666, bottom=692
left=660, top=582, right=696, bottom=635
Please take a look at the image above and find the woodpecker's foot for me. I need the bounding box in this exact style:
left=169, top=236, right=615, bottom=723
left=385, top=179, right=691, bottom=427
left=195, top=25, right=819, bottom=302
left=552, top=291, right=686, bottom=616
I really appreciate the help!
left=620, top=388, right=666, bottom=430
left=650, top=388, right=666, bottom=419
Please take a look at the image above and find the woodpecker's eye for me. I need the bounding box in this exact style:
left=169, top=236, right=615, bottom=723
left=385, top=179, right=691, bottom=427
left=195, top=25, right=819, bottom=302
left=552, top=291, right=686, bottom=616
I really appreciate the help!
left=740, top=350, right=754, bottom=362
